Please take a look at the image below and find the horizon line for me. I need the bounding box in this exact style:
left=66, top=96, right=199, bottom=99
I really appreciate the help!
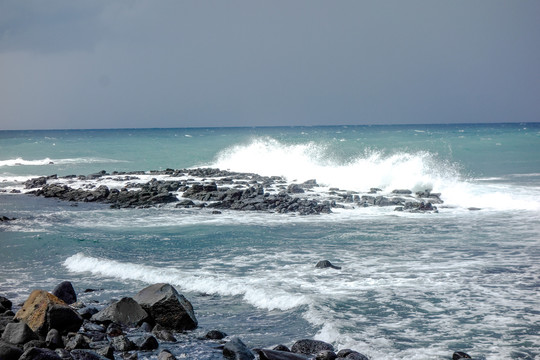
left=1, top=121, right=537, bottom=132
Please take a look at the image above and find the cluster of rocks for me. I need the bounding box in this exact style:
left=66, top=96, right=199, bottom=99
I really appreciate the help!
left=0, top=281, right=480, bottom=360
left=20, top=168, right=443, bottom=215
left=0, top=282, right=199, bottom=360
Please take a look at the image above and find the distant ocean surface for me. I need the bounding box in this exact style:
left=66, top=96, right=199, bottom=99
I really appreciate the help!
left=1, top=124, right=539, bottom=359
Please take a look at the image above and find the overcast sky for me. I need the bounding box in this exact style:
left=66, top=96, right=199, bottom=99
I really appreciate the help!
left=1, top=1, right=539, bottom=130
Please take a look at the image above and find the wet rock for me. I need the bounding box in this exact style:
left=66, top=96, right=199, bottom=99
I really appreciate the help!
left=0, top=340, right=24, bottom=360
left=453, top=352, right=472, bottom=360
left=316, top=350, right=337, bottom=360
left=138, top=322, right=153, bottom=332
left=91, top=297, right=148, bottom=327
left=291, top=339, right=334, bottom=356
left=1, top=322, right=38, bottom=344
left=273, top=345, right=290, bottom=352
left=152, top=325, right=177, bottom=342
left=70, top=349, right=108, bottom=360
left=105, top=323, right=123, bottom=338
left=134, top=283, right=197, bottom=331
left=223, top=337, right=255, bottom=360
left=48, top=304, right=84, bottom=335
left=91, top=343, right=114, bottom=360
left=205, top=329, right=227, bottom=340
left=392, top=189, right=412, bottom=195
left=78, top=307, right=99, bottom=320
left=158, top=349, right=177, bottom=360
left=23, top=339, right=47, bottom=351
left=110, top=335, right=135, bottom=352
left=20, top=347, right=62, bottom=360
left=133, top=334, right=159, bottom=350
left=65, top=334, right=89, bottom=351
left=52, top=281, right=77, bottom=305
left=45, top=329, right=63, bottom=349
left=287, top=184, right=305, bottom=194
left=54, top=348, right=73, bottom=359
left=315, top=260, right=341, bottom=270
left=255, top=348, right=309, bottom=360
left=336, top=350, right=369, bottom=360
left=0, top=296, right=12, bottom=310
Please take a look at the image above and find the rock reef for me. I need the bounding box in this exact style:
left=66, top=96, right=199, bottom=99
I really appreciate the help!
left=21, top=168, right=442, bottom=215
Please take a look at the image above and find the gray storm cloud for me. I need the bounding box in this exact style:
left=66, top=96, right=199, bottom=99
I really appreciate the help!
left=1, top=1, right=539, bottom=129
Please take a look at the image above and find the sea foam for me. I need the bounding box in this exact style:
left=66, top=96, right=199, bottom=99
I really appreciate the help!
left=210, top=137, right=540, bottom=211
left=0, top=157, right=126, bottom=167
left=63, top=253, right=309, bottom=311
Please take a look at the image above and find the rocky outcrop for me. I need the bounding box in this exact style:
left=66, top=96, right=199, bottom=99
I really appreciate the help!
left=133, top=283, right=197, bottom=331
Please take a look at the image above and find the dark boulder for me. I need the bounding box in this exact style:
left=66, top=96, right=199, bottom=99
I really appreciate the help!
left=392, top=189, right=412, bottom=195
left=316, top=350, right=337, bottom=360
left=336, top=349, right=369, bottom=360
left=23, top=340, right=47, bottom=351
left=453, top=352, right=472, bottom=360
left=91, top=297, right=148, bottom=327
left=315, top=260, right=341, bottom=270
left=205, top=329, right=227, bottom=340
left=19, top=347, right=62, bottom=360
left=110, top=335, right=135, bottom=352
left=291, top=339, right=334, bottom=356
left=0, top=339, right=24, bottom=360
left=70, top=349, right=109, bottom=360
left=90, top=343, right=114, bottom=360
left=79, top=309, right=100, bottom=324
left=64, top=334, right=89, bottom=351
left=273, top=345, right=290, bottom=352
left=255, top=348, right=309, bottom=360
left=48, top=304, right=84, bottom=334
left=54, top=348, right=73, bottom=359
left=52, top=281, right=77, bottom=305
left=158, top=349, right=177, bottom=360
left=223, top=337, right=255, bottom=360
left=133, top=283, right=197, bottom=331
left=1, top=322, right=38, bottom=344
left=45, top=329, right=63, bottom=349
left=152, top=326, right=177, bottom=342
left=0, top=296, right=12, bottom=310
left=105, top=323, right=123, bottom=338
left=133, top=334, right=159, bottom=350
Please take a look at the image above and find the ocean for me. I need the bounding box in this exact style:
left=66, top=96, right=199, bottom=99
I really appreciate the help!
left=1, top=124, right=539, bottom=359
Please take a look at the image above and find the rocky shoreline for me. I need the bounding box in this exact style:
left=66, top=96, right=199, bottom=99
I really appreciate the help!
left=17, top=168, right=443, bottom=214
left=0, top=281, right=478, bottom=360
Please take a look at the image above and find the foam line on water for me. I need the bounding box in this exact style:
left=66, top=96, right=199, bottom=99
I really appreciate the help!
left=0, top=157, right=126, bottom=167
left=63, top=253, right=308, bottom=311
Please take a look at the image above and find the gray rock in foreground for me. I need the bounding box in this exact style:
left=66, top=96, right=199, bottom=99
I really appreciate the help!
left=134, top=283, right=197, bottom=331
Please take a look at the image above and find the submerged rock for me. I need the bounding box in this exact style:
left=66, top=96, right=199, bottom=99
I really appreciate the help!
left=315, top=260, right=341, bottom=270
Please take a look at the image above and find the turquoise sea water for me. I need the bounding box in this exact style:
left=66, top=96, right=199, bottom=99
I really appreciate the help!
left=1, top=124, right=539, bottom=359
